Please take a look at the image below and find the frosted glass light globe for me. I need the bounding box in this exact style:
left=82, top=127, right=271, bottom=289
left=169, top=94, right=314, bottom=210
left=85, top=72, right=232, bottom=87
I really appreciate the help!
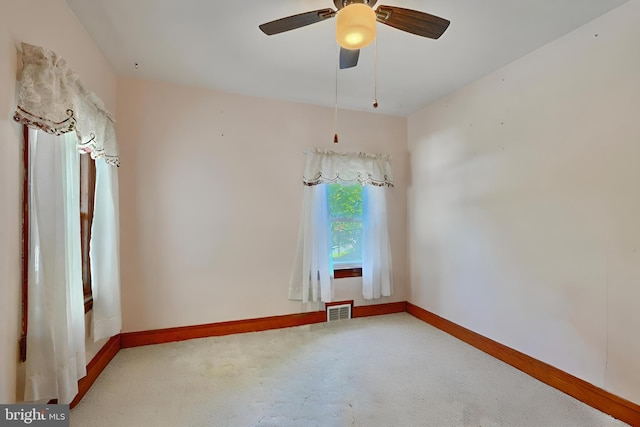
left=336, top=4, right=376, bottom=50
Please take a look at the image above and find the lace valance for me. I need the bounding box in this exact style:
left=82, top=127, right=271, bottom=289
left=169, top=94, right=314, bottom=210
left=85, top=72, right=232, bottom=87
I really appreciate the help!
left=302, top=149, right=393, bottom=187
left=13, top=42, right=119, bottom=166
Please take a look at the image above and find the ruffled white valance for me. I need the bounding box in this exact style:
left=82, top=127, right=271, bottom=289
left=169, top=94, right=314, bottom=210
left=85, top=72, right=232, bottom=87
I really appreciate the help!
left=13, top=42, right=119, bottom=166
left=302, top=149, right=393, bottom=187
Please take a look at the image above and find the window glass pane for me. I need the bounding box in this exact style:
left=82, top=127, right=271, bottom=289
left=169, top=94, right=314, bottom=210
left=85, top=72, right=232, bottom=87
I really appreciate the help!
left=328, top=184, right=363, bottom=267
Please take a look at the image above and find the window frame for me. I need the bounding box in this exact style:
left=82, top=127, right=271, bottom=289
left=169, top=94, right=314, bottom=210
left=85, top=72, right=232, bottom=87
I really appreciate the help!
left=327, top=183, right=364, bottom=278
left=334, top=267, right=363, bottom=279
left=79, top=146, right=95, bottom=311
left=20, top=126, right=29, bottom=362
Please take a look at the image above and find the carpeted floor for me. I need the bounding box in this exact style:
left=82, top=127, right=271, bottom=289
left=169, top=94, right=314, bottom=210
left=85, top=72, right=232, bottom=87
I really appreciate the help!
left=71, top=313, right=629, bottom=426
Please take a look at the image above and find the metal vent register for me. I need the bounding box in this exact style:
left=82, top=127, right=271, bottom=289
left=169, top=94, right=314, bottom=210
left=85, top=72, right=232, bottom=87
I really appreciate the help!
left=327, top=304, right=352, bottom=321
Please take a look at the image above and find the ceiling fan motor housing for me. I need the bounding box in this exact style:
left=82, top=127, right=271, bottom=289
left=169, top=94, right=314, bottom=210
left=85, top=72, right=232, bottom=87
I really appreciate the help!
left=333, top=0, right=378, bottom=10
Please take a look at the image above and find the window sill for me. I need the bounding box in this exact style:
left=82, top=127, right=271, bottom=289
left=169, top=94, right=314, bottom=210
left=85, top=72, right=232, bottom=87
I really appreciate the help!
left=334, top=267, right=362, bottom=279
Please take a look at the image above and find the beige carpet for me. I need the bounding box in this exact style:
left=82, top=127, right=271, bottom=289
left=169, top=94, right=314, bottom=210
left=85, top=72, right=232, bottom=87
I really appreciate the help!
left=71, top=313, right=628, bottom=426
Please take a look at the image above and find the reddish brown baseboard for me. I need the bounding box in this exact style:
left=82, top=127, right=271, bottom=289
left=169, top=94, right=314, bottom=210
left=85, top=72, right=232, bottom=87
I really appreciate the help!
left=70, top=334, right=120, bottom=409
left=406, top=302, right=640, bottom=426
left=120, top=302, right=408, bottom=348
left=120, top=311, right=327, bottom=348
left=120, top=301, right=406, bottom=348
left=353, top=301, right=407, bottom=318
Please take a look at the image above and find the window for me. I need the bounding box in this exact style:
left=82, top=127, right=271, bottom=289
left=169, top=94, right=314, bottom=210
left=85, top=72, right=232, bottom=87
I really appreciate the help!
left=290, top=149, right=393, bottom=303
left=328, top=183, right=363, bottom=278
left=79, top=150, right=95, bottom=309
left=16, top=44, right=122, bottom=401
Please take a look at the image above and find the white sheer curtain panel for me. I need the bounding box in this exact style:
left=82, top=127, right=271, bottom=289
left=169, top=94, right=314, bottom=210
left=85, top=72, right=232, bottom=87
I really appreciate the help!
left=362, top=185, right=393, bottom=299
left=90, top=159, right=122, bottom=341
left=25, top=131, right=86, bottom=404
left=289, top=184, right=333, bottom=303
left=290, top=149, right=394, bottom=303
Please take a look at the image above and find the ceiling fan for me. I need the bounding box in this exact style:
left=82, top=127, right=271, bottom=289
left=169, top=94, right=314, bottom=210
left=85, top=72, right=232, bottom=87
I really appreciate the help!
left=259, top=0, right=450, bottom=69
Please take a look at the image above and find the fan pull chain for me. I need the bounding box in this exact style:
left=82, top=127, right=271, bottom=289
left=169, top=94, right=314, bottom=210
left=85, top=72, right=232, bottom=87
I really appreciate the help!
left=334, top=44, right=339, bottom=144
left=373, top=37, right=379, bottom=109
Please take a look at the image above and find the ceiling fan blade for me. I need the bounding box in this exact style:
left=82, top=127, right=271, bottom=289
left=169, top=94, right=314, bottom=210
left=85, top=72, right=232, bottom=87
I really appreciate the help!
left=339, top=48, right=360, bottom=69
left=376, top=5, right=450, bottom=39
left=259, top=8, right=336, bottom=35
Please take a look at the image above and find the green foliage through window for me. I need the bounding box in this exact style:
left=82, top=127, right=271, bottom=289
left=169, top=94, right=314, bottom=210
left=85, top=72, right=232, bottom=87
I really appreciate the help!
left=328, top=184, right=363, bottom=266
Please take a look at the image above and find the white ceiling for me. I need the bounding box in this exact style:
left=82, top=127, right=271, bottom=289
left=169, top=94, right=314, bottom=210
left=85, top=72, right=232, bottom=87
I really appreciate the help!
left=65, top=0, right=628, bottom=117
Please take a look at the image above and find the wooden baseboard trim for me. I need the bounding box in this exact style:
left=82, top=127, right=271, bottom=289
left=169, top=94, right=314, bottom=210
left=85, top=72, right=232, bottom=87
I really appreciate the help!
left=70, top=334, right=120, bottom=409
left=120, top=311, right=327, bottom=348
left=353, top=301, right=407, bottom=318
left=406, top=302, right=640, bottom=426
left=120, top=302, right=407, bottom=349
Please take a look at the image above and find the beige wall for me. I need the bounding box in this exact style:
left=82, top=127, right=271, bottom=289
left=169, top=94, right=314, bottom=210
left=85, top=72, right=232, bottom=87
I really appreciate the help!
left=6, top=0, right=636, bottom=410
left=0, top=0, right=117, bottom=403
left=407, top=0, right=640, bottom=404
left=116, top=77, right=408, bottom=332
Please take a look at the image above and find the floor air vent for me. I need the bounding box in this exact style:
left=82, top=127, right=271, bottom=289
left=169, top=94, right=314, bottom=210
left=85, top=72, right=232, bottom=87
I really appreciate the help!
left=327, top=304, right=352, bottom=321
